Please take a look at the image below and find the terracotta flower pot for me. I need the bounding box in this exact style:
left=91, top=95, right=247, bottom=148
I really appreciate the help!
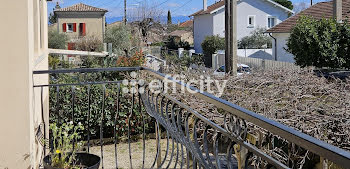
left=43, top=153, right=101, bottom=169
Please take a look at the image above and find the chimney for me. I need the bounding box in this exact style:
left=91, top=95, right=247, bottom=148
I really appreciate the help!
left=333, top=0, right=342, bottom=22
left=203, top=0, right=208, bottom=11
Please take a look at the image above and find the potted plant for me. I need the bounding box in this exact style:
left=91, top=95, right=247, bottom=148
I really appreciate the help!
left=43, top=122, right=101, bottom=169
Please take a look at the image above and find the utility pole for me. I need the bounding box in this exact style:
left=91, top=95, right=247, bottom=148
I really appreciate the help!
left=124, top=0, right=127, bottom=25
left=333, top=0, right=342, bottom=23
left=225, top=0, right=237, bottom=75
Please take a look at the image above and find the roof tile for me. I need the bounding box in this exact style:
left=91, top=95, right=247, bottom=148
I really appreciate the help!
left=55, top=3, right=108, bottom=12
left=267, top=0, right=350, bottom=33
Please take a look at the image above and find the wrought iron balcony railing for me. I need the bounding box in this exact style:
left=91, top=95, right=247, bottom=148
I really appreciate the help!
left=33, top=67, right=350, bottom=169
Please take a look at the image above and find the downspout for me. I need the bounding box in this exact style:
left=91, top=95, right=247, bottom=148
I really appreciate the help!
left=269, top=33, right=277, bottom=61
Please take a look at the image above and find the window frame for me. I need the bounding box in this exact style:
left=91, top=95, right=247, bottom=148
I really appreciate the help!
left=247, top=15, right=256, bottom=28
left=66, top=23, right=74, bottom=33
left=267, top=16, right=277, bottom=28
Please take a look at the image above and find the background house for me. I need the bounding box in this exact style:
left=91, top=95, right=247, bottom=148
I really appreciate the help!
left=179, top=20, right=193, bottom=29
left=54, top=3, right=108, bottom=47
left=169, top=30, right=194, bottom=45
left=191, top=0, right=294, bottom=53
left=266, top=0, right=350, bottom=63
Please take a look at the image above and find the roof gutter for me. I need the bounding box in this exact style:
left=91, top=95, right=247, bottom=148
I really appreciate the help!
left=268, top=33, right=277, bottom=61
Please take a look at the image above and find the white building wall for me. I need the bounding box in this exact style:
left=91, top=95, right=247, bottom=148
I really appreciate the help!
left=272, top=33, right=295, bottom=63
left=194, top=0, right=290, bottom=53
left=193, top=14, right=213, bottom=53
left=212, top=8, right=225, bottom=38
left=236, top=0, right=289, bottom=40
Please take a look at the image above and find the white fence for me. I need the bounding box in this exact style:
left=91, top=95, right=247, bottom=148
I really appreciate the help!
left=237, top=49, right=273, bottom=59
left=238, top=57, right=299, bottom=70
left=213, top=53, right=299, bottom=70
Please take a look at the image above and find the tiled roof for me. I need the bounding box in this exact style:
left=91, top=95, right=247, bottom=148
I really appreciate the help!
left=54, top=3, right=108, bottom=12
left=267, top=0, right=350, bottom=33
left=169, top=30, right=191, bottom=37
left=190, top=1, right=225, bottom=16
left=179, top=20, right=193, bottom=28
left=190, top=0, right=293, bottom=16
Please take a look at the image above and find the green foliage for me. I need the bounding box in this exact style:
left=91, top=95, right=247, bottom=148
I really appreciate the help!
left=167, top=10, right=172, bottom=25
left=201, top=35, right=225, bottom=67
left=164, top=52, right=203, bottom=68
left=48, top=30, right=69, bottom=49
left=151, top=41, right=165, bottom=47
left=287, top=16, right=350, bottom=69
left=49, top=3, right=61, bottom=24
left=49, top=73, right=153, bottom=140
left=49, top=53, right=150, bottom=140
left=105, top=25, right=133, bottom=56
left=50, top=122, right=84, bottom=168
left=166, top=36, right=191, bottom=50
left=238, top=28, right=272, bottom=49
left=273, top=0, right=293, bottom=10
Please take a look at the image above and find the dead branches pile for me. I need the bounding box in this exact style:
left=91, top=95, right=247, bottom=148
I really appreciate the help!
left=160, top=67, right=350, bottom=150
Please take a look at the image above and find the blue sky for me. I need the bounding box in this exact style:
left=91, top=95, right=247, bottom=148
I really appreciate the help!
left=48, top=0, right=328, bottom=20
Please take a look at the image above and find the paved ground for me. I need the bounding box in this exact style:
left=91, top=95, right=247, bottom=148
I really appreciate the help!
left=90, top=139, right=188, bottom=169
left=90, top=139, right=240, bottom=169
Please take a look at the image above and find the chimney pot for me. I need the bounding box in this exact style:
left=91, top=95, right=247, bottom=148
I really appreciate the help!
left=203, top=0, right=208, bottom=11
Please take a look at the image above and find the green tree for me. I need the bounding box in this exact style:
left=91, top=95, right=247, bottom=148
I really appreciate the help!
left=287, top=16, right=350, bottom=69
left=238, top=28, right=272, bottom=49
left=48, top=30, right=68, bottom=49
left=49, top=2, right=61, bottom=24
left=201, top=35, right=225, bottom=67
left=166, top=36, right=190, bottom=50
left=167, top=10, right=172, bottom=25
left=273, top=0, right=293, bottom=10
left=105, top=25, right=136, bottom=56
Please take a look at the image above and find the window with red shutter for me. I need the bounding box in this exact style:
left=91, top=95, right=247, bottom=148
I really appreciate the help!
left=79, top=23, right=86, bottom=36
left=73, top=23, right=77, bottom=32
left=82, top=23, right=86, bottom=36
left=63, top=23, right=67, bottom=32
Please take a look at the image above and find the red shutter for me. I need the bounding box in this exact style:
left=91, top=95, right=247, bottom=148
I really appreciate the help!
left=82, top=23, right=86, bottom=36
left=63, top=23, right=67, bottom=32
left=73, top=23, right=77, bottom=32
left=68, top=43, right=75, bottom=50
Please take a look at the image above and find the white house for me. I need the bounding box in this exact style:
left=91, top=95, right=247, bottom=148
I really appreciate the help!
left=266, top=0, right=350, bottom=63
left=191, top=0, right=294, bottom=53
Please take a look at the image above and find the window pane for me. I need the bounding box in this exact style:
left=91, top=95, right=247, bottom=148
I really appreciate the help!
left=268, top=17, right=276, bottom=28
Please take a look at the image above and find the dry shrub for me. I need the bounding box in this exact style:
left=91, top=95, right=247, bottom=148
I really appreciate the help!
left=75, top=35, right=103, bottom=52
left=151, top=66, right=350, bottom=150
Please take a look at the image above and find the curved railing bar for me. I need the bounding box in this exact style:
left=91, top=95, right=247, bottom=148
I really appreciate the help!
left=143, top=67, right=350, bottom=168
left=33, top=67, right=350, bottom=168
left=114, top=84, right=121, bottom=169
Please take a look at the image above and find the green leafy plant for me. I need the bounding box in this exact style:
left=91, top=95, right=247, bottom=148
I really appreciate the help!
left=238, top=28, right=272, bottom=49
left=201, top=35, right=225, bottom=67
left=105, top=25, right=141, bottom=57
left=50, top=122, right=84, bottom=169
left=273, top=0, right=293, bottom=10
left=166, top=36, right=191, bottom=50
left=48, top=30, right=69, bottom=49
left=287, top=16, right=350, bottom=69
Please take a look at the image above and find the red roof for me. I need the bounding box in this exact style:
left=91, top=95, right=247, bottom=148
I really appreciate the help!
left=179, top=20, right=193, bottom=28
left=267, top=0, right=350, bottom=33
left=54, top=3, right=108, bottom=12
left=190, top=1, right=225, bottom=16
